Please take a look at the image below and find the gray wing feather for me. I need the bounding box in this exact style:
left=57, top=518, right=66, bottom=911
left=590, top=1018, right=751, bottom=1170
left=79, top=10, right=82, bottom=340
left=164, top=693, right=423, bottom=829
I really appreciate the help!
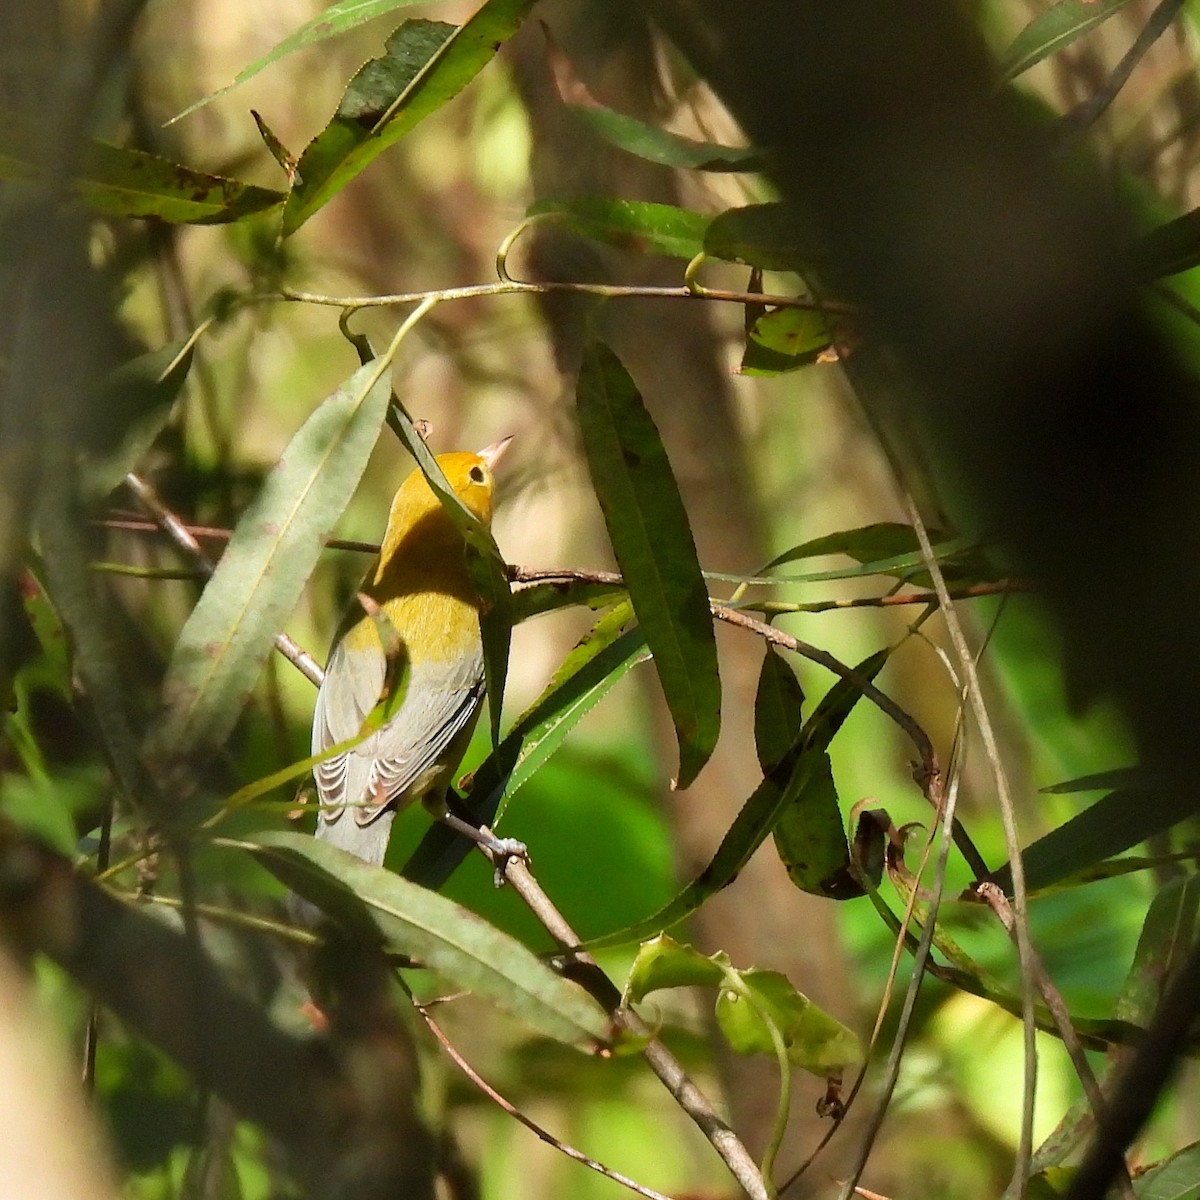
left=313, top=642, right=484, bottom=836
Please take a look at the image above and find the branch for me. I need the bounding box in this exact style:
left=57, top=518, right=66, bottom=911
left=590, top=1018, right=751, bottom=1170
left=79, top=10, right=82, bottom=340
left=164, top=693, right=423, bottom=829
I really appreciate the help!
left=276, top=278, right=854, bottom=316
left=902, top=495, right=1037, bottom=1198
left=123, top=472, right=324, bottom=688
left=490, top=857, right=771, bottom=1200
left=413, top=997, right=675, bottom=1200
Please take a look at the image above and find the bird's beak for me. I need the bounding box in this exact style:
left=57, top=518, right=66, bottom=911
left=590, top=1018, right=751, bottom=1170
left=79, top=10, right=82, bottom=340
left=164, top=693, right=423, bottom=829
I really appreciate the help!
left=477, top=435, right=513, bottom=470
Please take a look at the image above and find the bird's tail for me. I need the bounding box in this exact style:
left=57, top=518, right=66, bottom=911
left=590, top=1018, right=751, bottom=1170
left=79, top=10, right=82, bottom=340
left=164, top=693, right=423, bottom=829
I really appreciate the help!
left=315, top=808, right=396, bottom=866
left=287, top=810, right=397, bottom=927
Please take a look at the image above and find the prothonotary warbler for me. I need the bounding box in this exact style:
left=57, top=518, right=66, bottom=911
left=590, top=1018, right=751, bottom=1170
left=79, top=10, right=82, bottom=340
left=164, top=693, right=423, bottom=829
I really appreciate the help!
left=311, top=437, right=522, bottom=868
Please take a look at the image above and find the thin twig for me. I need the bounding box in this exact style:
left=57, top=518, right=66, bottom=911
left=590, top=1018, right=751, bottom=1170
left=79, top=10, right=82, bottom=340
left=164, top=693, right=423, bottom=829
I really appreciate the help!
left=831, top=743, right=965, bottom=1200
left=785, top=694, right=969, bottom=1196
left=512, top=565, right=1029, bottom=612
left=746, top=580, right=1030, bottom=614
left=492, top=858, right=771, bottom=1200
left=413, top=998, right=675, bottom=1200
left=96, top=514, right=379, bottom=556
left=975, top=883, right=1134, bottom=1200
left=123, top=472, right=324, bottom=688
left=901, top=494, right=1037, bottom=1198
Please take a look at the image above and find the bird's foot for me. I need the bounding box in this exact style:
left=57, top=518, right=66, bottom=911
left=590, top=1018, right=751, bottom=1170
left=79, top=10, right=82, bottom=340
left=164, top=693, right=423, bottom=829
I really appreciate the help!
left=438, top=810, right=528, bottom=885
left=478, top=827, right=529, bottom=887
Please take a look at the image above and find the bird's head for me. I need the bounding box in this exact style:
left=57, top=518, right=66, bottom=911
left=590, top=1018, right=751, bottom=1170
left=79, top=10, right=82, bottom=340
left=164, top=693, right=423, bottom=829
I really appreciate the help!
left=435, top=435, right=512, bottom=525
left=385, top=436, right=512, bottom=541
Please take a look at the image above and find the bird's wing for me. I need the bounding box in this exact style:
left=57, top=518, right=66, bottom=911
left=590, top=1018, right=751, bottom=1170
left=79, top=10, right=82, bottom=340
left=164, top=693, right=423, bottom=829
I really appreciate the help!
left=312, top=639, right=484, bottom=828
left=311, top=636, right=385, bottom=824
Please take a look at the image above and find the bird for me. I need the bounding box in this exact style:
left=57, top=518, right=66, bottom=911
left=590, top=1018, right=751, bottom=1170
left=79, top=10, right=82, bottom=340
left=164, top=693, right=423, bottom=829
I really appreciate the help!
left=310, top=437, right=517, bottom=869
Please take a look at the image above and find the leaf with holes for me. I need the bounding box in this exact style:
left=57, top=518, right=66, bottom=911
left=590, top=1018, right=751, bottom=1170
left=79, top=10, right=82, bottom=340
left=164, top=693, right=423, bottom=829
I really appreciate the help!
left=0, top=116, right=283, bottom=224
left=283, top=1, right=537, bottom=233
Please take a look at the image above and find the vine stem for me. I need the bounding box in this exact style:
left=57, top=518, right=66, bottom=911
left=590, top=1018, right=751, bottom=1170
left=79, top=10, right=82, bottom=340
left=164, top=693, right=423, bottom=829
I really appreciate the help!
left=274, top=277, right=854, bottom=315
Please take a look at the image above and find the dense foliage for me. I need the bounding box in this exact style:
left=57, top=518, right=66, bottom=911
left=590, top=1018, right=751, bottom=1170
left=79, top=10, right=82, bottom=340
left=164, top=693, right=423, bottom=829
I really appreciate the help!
left=2, top=2, right=1199, bottom=1199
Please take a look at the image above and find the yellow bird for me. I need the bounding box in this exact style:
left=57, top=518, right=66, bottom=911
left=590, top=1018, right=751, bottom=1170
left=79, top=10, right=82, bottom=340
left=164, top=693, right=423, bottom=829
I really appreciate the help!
left=312, top=438, right=513, bottom=867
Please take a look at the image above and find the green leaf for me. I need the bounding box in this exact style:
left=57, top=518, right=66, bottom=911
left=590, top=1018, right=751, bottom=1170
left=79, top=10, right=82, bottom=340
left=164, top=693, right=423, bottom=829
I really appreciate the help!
left=404, top=606, right=649, bottom=888
left=149, top=359, right=393, bottom=760
left=763, top=650, right=890, bottom=902
left=567, top=104, right=766, bottom=173
left=576, top=342, right=720, bottom=789
left=0, top=773, right=83, bottom=856
left=738, top=307, right=832, bottom=376
left=772, top=750, right=858, bottom=899
left=1028, top=852, right=1199, bottom=893
left=484, top=605, right=647, bottom=822
left=1039, top=766, right=1147, bottom=794
left=283, top=1, right=536, bottom=234
left=704, top=202, right=817, bottom=272
left=991, top=786, right=1199, bottom=894
left=585, top=649, right=885, bottom=949
left=5, top=573, right=74, bottom=781
left=0, top=115, right=284, bottom=223
left=996, top=0, right=1136, bottom=84
left=509, top=577, right=627, bottom=624
left=1114, top=875, right=1200, bottom=1026
left=762, top=522, right=1001, bottom=587
left=803, top=648, right=890, bottom=745
left=527, top=196, right=709, bottom=260
left=355, top=599, right=413, bottom=735
left=169, top=0, right=431, bottom=124
left=754, top=647, right=805, bottom=773
left=472, top=552, right=515, bottom=747
left=766, top=522, right=946, bottom=570
left=714, top=968, right=862, bottom=1073
left=82, top=341, right=193, bottom=498
left=1135, top=1140, right=1200, bottom=1200
left=382, top=403, right=512, bottom=748
left=625, top=935, right=861, bottom=1075
left=625, top=934, right=727, bottom=1000
left=1137, top=209, right=1200, bottom=280
left=247, top=832, right=609, bottom=1048
left=18, top=571, right=71, bottom=700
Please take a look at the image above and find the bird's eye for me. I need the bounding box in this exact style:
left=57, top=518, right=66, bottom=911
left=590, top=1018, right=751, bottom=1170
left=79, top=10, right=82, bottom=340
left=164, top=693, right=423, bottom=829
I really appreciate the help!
left=469, top=465, right=486, bottom=484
